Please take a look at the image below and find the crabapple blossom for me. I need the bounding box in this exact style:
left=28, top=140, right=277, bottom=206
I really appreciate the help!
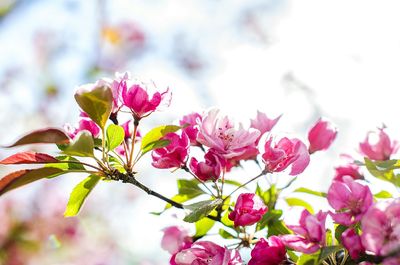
left=189, top=150, right=225, bottom=182
left=250, top=111, right=281, bottom=144
left=248, top=236, right=287, bottom=265
left=64, top=118, right=100, bottom=139
left=262, top=137, right=310, bottom=175
left=119, top=74, right=171, bottom=120
left=280, top=209, right=327, bottom=254
left=307, top=118, right=337, bottom=154
left=197, top=109, right=260, bottom=159
left=359, top=128, right=398, bottom=161
left=228, top=193, right=268, bottom=227
left=174, top=241, right=242, bottom=265
left=327, top=176, right=373, bottom=226
left=334, top=163, right=363, bottom=182
left=361, top=198, right=400, bottom=257
left=179, top=112, right=202, bottom=146
left=161, top=226, right=192, bottom=264
left=121, top=120, right=141, bottom=140
left=341, top=228, right=365, bottom=260
left=152, top=133, right=189, bottom=169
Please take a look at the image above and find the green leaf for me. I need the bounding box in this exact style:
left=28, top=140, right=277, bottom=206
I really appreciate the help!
left=178, top=179, right=205, bottom=198
left=106, top=124, right=124, bottom=151
left=374, top=190, right=393, bottom=199
left=287, top=250, right=299, bottom=263
left=297, top=253, right=319, bottom=265
left=0, top=168, right=65, bottom=196
left=334, top=224, right=348, bottom=244
left=267, top=219, right=291, bottom=236
left=364, top=158, right=400, bottom=186
left=45, top=156, right=85, bottom=170
left=74, top=84, right=113, bottom=129
left=64, top=175, right=101, bottom=217
left=218, top=228, right=236, bottom=239
left=221, top=208, right=234, bottom=228
left=318, top=246, right=343, bottom=263
left=285, top=197, right=314, bottom=214
left=195, top=217, right=215, bottom=237
left=257, top=209, right=283, bottom=231
left=63, top=131, right=94, bottom=157
left=140, top=125, right=180, bottom=154
left=294, top=187, right=327, bottom=198
left=4, top=128, right=70, bottom=147
left=183, top=199, right=223, bottom=223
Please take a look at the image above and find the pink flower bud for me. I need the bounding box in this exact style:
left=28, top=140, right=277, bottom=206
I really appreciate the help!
left=151, top=133, right=189, bottom=169
left=78, top=119, right=101, bottom=138
left=359, top=128, right=398, bottom=161
left=249, top=236, right=287, bottom=265
left=161, top=226, right=192, bottom=255
left=121, top=78, right=171, bottom=120
left=361, top=199, right=400, bottom=257
left=280, top=210, right=327, bottom=254
left=179, top=112, right=202, bottom=146
left=228, top=193, right=268, bottom=227
left=262, top=137, right=310, bottom=175
left=174, top=241, right=242, bottom=265
left=341, top=228, right=364, bottom=260
left=327, top=176, right=373, bottom=226
left=307, top=118, right=337, bottom=154
left=189, top=150, right=225, bottom=182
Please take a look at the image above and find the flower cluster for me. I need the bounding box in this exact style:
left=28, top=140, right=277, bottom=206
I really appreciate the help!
left=0, top=71, right=399, bottom=265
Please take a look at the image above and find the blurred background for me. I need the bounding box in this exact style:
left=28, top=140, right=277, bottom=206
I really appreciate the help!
left=1, top=0, right=400, bottom=264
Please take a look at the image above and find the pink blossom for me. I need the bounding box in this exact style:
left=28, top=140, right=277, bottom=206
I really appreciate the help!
left=327, top=176, right=373, bottom=226
left=120, top=76, right=171, bottom=120
left=361, top=199, right=400, bottom=257
left=64, top=118, right=100, bottom=139
left=225, top=145, right=259, bottom=171
left=189, top=150, right=225, bottom=182
left=334, top=163, right=363, bottom=182
left=108, top=71, right=131, bottom=113
left=152, top=133, right=189, bottom=169
left=180, top=112, right=202, bottom=146
left=341, top=228, right=364, bottom=260
left=359, top=128, right=398, bottom=161
left=262, top=137, right=310, bottom=175
left=307, top=118, right=337, bottom=154
left=161, top=226, right=192, bottom=255
left=280, top=210, right=327, bottom=254
left=197, top=109, right=260, bottom=159
left=248, top=236, right=287, bottom=265
left=174, top=241, right=242, bottom=265
left=228, top=193, right=268, bottom=227
left=250, top=111, right=281, bottom=144
left=383, top=257, right=400, bottom=265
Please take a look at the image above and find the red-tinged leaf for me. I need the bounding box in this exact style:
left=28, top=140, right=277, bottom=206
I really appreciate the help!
left=0, top=152, right=59, bottom=165
left=0, top=167, right=65, bottom=196
left=4, top=128, right=70, bottom=148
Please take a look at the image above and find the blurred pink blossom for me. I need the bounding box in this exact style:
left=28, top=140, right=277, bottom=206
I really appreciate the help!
left=307, top=118, right=337, bottom=154
left=359, top=128, right=398, bottom=161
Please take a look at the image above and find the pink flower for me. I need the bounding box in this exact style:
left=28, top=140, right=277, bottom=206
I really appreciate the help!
left=152, top=133, right=189, bottom=169
left=334, top=164, right=363, bottom=182
left=108, top=71, right=131, bottom=113
left=262, top=137, right=310, bottom=175
left=64, top=118, right=100, bottom=139
left=120, top=76, right=171, bottom=120
left=341, top=228, right=364, bottom=260
left=307, top=118, right=337, bottom=154
left=174, top=241, right=242, bottom=265
left=359, top=128, right=398, bottom=161
left=327, top=176, right=373, bottom=226
left=248, top=236, right=287, bottom=265
left=280, top=210, right=327, bottom=254
left=189, top=150, right=225, bottom=182
left=250, top=111, right=281, bottom=144
left=228, top=193, right=268, bottom=227
left=161, top=226, right=192, bottom=255
left=361, top=199, right=400, bottom=257
left=180, top=112, right=202, bottom=146
left=197, top=109, right=260, bottom=159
